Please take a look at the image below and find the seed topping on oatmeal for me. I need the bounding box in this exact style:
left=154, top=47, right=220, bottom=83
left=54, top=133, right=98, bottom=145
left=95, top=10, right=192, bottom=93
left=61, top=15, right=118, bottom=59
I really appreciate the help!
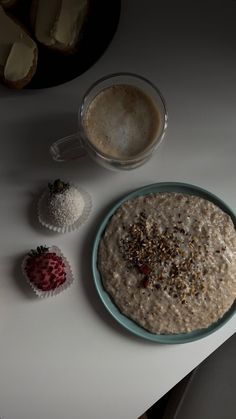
left=119, top=212, right=210, bottom=303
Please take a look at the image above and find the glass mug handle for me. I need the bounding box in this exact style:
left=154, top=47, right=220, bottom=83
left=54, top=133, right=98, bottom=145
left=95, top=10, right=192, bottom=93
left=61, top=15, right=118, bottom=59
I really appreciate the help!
left=50, top=132, right=86, bottom=162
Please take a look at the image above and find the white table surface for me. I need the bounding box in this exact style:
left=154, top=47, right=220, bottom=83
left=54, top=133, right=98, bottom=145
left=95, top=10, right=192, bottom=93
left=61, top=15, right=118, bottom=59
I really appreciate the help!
left=1, top=1, right=236, bottom=418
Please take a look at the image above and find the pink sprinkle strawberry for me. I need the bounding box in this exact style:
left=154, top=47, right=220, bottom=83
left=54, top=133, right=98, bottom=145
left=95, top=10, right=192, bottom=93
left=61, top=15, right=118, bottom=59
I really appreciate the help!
left=25, top=246, right=66, bottom=291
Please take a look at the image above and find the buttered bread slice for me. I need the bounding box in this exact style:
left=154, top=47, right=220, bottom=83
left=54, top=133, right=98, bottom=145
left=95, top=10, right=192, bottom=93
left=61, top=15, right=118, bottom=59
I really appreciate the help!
left=0, top=6, right=38, bottom=88
left=32, top=0, right=89, bottom=52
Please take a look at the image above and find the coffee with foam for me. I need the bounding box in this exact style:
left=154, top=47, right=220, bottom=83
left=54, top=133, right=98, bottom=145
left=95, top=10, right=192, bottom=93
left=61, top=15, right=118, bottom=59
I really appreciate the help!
left=83, top=84, right=162, bottom=159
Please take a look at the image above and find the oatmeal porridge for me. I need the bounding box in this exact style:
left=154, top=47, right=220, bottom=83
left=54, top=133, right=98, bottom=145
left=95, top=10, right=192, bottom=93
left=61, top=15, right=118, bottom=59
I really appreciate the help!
left=98, top=193, right=236, bottom=334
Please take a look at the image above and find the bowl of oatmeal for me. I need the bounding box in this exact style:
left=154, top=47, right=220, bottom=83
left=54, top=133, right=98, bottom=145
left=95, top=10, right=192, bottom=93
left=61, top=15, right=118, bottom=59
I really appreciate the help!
left=92, top=183, right=236, bottom=343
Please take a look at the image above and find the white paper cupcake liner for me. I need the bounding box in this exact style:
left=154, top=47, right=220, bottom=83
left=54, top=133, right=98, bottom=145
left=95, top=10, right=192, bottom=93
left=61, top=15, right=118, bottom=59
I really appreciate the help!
left=22, top=246, right=74, bottom=298
left=37, top=184, right=92, bottom=234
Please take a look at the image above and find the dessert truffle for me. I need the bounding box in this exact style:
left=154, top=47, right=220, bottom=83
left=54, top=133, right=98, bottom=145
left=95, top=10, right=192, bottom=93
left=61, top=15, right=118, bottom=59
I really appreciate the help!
left=38, top=179, right=92, bottom=233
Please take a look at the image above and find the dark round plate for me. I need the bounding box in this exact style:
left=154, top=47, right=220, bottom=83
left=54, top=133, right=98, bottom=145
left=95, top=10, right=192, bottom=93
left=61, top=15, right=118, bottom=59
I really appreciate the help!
left=92, top=183, right=236, bottom=343
left=10, top=0, right=121, bottom=88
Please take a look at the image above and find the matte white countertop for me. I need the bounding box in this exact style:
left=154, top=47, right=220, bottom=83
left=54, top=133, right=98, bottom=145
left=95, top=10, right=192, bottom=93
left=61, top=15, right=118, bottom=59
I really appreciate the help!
left=0, top=1, right=236, bottom=418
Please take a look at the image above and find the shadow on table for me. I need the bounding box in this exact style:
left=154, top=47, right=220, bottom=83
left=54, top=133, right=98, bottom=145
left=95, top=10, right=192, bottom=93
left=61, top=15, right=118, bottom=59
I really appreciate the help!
left=0, top=84, right=17, bottom=98
left=2, top=111, right=109, bottom=184
left=3, top=111, right=112, bottom=235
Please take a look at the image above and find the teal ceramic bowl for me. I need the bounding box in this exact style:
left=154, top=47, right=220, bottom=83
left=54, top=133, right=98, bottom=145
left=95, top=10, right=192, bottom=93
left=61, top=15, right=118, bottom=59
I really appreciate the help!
left=92, top=182, right=236, bottom=343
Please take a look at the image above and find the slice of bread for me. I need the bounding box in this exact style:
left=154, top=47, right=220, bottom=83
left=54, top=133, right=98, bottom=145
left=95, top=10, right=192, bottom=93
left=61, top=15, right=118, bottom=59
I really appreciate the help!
left=31, top=0, right=89, bottom=53
left=0, top=6, right=38, bottom=89
left=0, top=0, right=18, bottom=8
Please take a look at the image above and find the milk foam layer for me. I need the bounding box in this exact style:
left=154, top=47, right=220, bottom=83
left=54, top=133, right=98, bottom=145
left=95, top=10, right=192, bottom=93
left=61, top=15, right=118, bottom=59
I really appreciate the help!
left=83, top=84, right=161, bottom=159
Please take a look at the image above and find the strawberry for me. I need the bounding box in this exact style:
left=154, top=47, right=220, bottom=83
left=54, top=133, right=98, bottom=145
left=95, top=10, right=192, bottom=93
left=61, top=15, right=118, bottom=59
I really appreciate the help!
left=25, top=246, right=66, bottom=291
left=138, top=264, right=151, bottom=275
left=142, top=277, right=150, bottom=288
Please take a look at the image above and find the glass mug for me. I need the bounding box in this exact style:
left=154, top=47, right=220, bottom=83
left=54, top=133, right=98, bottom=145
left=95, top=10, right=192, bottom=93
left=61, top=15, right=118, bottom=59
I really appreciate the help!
left=50, top=73, right=168, bottom=170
